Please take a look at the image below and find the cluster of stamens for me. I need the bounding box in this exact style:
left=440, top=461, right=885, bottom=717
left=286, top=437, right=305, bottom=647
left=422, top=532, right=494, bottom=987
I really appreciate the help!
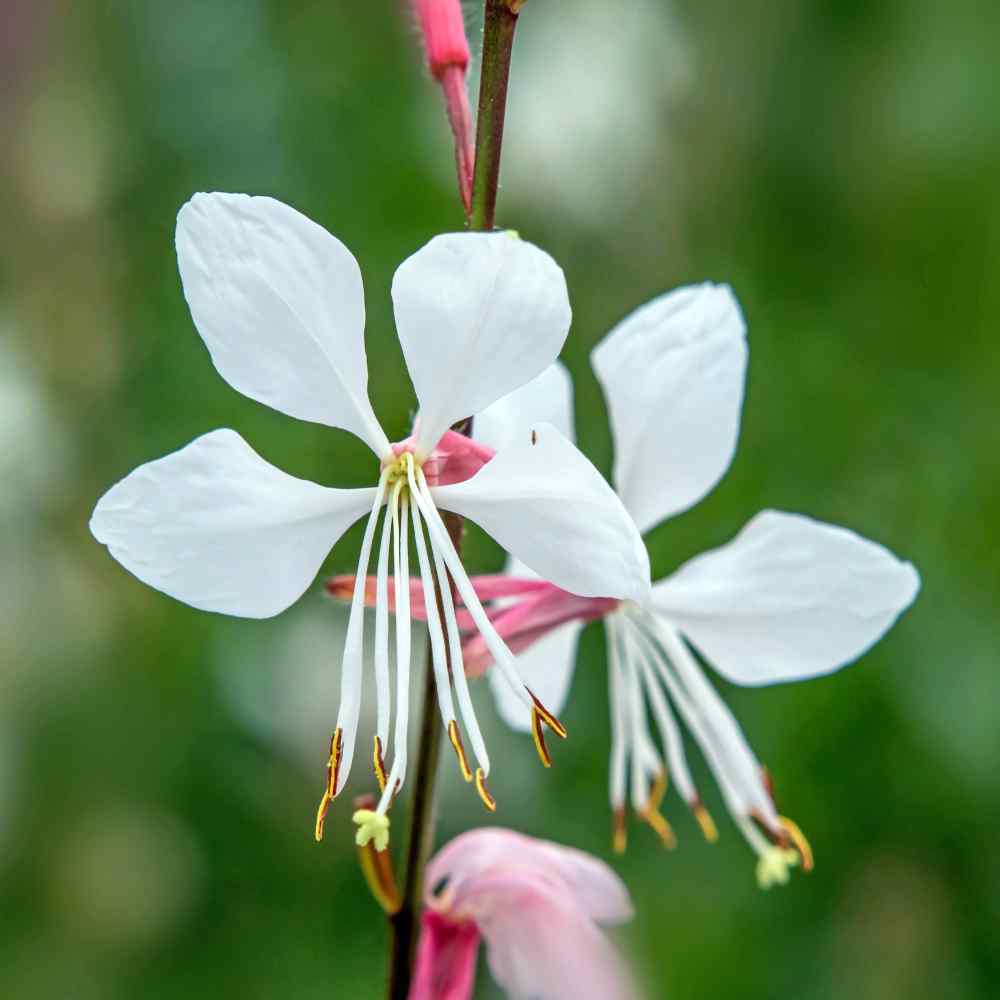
left=607, top=605, right=812, bottom=886
left=316, top=449, right=566, bottom=848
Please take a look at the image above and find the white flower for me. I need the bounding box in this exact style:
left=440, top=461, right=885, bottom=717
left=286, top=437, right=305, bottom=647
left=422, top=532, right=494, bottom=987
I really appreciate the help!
left=476, top=284, right=919, bottom=884
left=90, top=193, right=650, bottom=843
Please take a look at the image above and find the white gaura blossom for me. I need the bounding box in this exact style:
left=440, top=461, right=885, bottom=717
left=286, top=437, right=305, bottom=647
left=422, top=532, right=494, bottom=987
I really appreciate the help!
left=473, top=284, right=920, bottom=887
left=90, top=193, right=649, bottom=848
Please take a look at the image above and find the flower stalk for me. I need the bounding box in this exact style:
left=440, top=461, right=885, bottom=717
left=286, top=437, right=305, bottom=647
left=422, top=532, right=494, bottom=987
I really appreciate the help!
left=385, top=3, right=521, bottom=989
left=469, top=0, right=520, bottom=232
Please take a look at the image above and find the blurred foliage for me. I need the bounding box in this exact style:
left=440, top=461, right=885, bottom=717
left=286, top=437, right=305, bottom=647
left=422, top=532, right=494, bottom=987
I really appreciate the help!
left=1, top=0, right=998, bottom=997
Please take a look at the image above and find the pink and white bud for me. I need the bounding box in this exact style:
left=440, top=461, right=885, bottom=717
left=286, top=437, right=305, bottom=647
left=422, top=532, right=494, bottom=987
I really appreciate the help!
left=413, top=0, right=475, bottom=214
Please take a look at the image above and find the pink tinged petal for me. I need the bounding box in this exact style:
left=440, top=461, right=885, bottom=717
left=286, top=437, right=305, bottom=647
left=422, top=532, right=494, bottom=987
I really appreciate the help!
left=90, top=429, right=376, bottom=618
left=651, top=509, right=921, bottom=686
left=391, top=232, right=572, bottom=458
left=420, top=430, right=496, bottom=486
left=175, top=193, right=390, bottom=458
left=426, top=828, right=633, bottom=927
left=592, top=282, right=747, bottom=534
left=475, top=361, right=576, bottom=451
left=475, top=873, right=636, bottom=1000
left=411, top=911, right=481, bottom=1000
left=432, top=424, right=651, bottom=604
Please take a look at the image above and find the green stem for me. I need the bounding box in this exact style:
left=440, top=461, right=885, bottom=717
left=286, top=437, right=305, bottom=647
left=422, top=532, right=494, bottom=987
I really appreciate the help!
left=469, top=1, right=519, bottom=232
left=384, top=2, right=520, bottom=991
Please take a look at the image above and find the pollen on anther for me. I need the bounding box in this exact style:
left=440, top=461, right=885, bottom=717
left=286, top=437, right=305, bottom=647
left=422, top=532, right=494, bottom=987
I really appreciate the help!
left=527, top=689, right=567, bottom=739
left=692, top=801, right=719, bottom=843
left=530, top=706, right=551, bottom=768
left=474, top=767, right=497, bottom=812
left=447, top=721, right=473, bottom=782
left=373, top=735, right=388, bottom=792
left=314, top=728, right=344, bottom=842
left=612, top=807, right=628, bottom=855
left=778, top=815, right=814, bottom=872
left=641, top=806, right=677, bottom=850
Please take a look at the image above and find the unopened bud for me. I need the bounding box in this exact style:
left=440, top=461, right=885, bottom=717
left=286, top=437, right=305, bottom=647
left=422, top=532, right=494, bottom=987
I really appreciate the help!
left=412, top=0, right=474, bottom=215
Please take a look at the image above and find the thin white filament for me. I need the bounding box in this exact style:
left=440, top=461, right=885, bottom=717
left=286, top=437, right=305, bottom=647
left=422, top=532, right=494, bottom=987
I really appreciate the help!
left=632, top=636, right=698, bottom=805
left=620, top=629, right=661, bottom=812
left=408, top=483, right=457, bottom=728
left=630, top=617, right=747, bottom=819
left=606, top=616, right=629, bottom=812
left=411, top=468, right=532, bottom=710
left=378, top=487, right=411, bottom=815
left=374, top=482, right=395, bottom=746
left=332, top=469, right=389, bottom=795
left=407, top=458, right=490, bottom=773
left=653, top=618, right=777, bottom=826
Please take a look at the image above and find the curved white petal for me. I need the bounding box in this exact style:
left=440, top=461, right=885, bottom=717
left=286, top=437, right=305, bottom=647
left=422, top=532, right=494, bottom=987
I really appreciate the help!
left=431, top=424, right=650, bottom=603
left=176, top=193, right=389, bottom=457
left=90, top=429, right=377, bottom=618
left=651, top=509, right=920, bottom=686
left=392, top=232, right=572, bottom=457
left=488, top=619, right=582, bottom=733
left=592, top=282, right=747, bottom=534
left=474, top=361, right=575, bottom=451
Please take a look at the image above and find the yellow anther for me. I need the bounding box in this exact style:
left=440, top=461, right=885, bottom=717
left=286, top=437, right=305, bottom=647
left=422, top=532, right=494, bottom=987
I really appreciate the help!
left=692, top=802, right=719, bottom=843
left=530, top=706, right=551, bottom=768
left=353, top=809, right=390, bottom=853
left=756, top=846, right=800, bottom=889
left=612, top=808, right=628, bottom=855
left=475, top=768, right=497, bottom=812
left=649, top=771, right=668, bottom=811
left=640, top=806, right=677, bottom=850
left=448, top=721, right=473, bottom=782
left=527, top=689, right=567, bottom=739
left=314, top=728, right=343, bottom=842
left=777, top=815, right=814, bottom=873
left=373, top=735, right=388, bottom=792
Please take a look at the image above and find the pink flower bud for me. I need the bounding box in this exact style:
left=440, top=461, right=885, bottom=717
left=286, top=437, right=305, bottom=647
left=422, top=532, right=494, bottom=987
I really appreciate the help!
left=413, top=0, right=474, bottom=214
left=414, top=0, right=470, bottom=79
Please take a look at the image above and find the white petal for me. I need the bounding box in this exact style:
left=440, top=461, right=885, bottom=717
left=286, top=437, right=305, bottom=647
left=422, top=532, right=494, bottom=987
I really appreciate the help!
left=176, top=193, right=390, bottom=457
left=392, top=232, right=571, bottom=457
left=652, top=510, right=920, bottom=686
left=488, top=620, right=582, bottom=733
left=90, top=429, right=376, bottom=618
left=474, top=361, right=575, bottom=451
left=591, top=282, right=747, bottom=534
left=431, top=424, right=650, bottom=603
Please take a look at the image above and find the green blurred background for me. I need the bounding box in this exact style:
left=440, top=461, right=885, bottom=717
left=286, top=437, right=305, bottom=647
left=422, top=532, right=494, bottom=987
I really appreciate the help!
left=1, top=0, right=997, bottom=997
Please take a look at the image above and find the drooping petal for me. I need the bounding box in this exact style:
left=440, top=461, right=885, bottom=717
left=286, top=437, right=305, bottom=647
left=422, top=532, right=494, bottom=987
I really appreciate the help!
left=426, top=828, right=633, bottom=927
left=391, top=232, right=571, bottom=457
left=592, top=282, right=747, bottom=534
left=90, top=429, right=376, bottom=618
left=431, top=424, right=650, bottom=604
left=488, top=618, right=582, bottom=733
left=176, top=193, right=390, bottom=457
left=474, top=361, right=575, bottom=451
left=651, top=509, right=920, bottom=686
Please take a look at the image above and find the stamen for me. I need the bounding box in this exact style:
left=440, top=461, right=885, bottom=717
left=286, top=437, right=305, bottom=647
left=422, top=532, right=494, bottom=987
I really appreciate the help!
left=373, top=481, right=395, bottom=747
left=639, top=804, right=677, bottom=850
left=612, top=807, right=628, bottom=855
left=314, top=727, right=343, bottom=842
left=692, top=801, right=720, bottom=843
left=530, top=706, right=551, bottom=768
left=474, top=767, right=497, bottom=812
left=331, top=471, right=390, bottom=800
left=447, top=720, right=473, bottom=782
left=527, top=688, right=568, bottom=740
left=410, top=458, right=490, bottom=776
left=778, top=815, right=814, bottom=873
left=373, top=735, right=388, bottom=792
